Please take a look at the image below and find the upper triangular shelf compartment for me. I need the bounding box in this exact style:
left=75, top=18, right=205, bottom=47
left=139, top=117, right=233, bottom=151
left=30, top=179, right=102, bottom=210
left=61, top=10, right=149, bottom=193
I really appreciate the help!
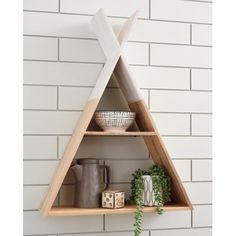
left=40, top=9, right=192, bottom=216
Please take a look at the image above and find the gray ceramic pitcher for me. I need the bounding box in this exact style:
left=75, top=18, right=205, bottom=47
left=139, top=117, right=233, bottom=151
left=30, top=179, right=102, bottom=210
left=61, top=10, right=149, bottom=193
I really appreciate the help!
left=71, top=158, right=110, bottom=208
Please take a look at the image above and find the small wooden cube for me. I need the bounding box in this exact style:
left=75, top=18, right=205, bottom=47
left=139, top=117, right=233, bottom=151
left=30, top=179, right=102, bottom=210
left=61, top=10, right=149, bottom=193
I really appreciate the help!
left=102, top=190, right=125, bottom=209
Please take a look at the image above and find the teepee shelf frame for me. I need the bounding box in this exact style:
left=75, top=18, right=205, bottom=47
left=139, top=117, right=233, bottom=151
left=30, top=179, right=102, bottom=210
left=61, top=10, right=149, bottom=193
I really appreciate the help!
left=40, top=9, right=192, bottom=217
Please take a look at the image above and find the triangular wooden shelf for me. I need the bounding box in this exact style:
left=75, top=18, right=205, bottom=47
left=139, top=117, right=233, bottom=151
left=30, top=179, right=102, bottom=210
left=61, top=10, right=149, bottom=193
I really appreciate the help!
left=40, top=9, right=192, bottom=216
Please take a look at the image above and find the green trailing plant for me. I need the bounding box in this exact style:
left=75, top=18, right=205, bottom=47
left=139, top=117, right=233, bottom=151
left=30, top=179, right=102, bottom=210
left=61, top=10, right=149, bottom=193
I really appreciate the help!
left=127, top=165, right=171, bottom=236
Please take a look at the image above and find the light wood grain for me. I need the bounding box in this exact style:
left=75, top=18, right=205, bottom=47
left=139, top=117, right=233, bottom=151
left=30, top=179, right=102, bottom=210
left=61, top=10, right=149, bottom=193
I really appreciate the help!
left=129, top=99, right=192, bottom=209
left=40, top=98, right=99, bottom=216
left=85, top=131, right=156, bottom=136
left=48, top=204, right=191, bottom=216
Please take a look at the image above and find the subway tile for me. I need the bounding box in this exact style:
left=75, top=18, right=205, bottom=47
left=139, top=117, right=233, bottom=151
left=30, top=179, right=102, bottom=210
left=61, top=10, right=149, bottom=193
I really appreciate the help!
left=150, top=44, right=212, bottom=68
left=59, top=38, right=148, bottom=65
left=59, top=87, right=92, bottom=110
left=24, top=61, right=102, bottom=86
left=24, top=111, right=81, bottom=134
left=29, top=86, right=147, bottom=113
left=60, top=0, right=149, bottom=18
left=23, top=86, right=57, bottom=109
left=151, top=0, right=212, bottom=24
left=97, top=88, right=131, bottom=111
left=109, top=183, right=131, bottom=198
left=59, top=88, right=127, bottom=111
left=151, top=228, right=212, bottom=236
left=184, top=182, right=212, bottom=204
left=59, top=38, right=105, bottom=63
left=23, top=211, right=103, bottom=235
left=24, top=185, right=50, bottom=210
left=192, top=160, right=212, bottom=181
left=124, top=42, right=149, bottom=65
left=185, top=0, right=211, bottom=1
left=23, top=136, right=57, bottom=159
left=130, top=20, right=190, bottom=44
left=23, top=0, right=59, bottom=12
left=150, top=90, right=212, bottom=113
left=130, top=66, right=190, bottom=89
left=193, top=205, right=212, bottom=227
left=59, top=185, right=75, bottom=206
left=105, top=211, right=191, bottom=231
left=191, top=69, right=212, bottom=91
left=24, top=12, right=94, bottom=38
left=59, top=136, right=149, bottom=160
left=192, top=114, right=212, bottom=135
left=23, top=160, right=58, bottom=184
left=23, top=36, right=58, bottom=60
left=59, top=87, right=147, bottom=111
left=99, top=89, right=148, bottom=110
left=192, top=24, right=212, bottom=46
left=173, top=160, right=191, bottom=182
left=152, top=113, right=190, bottom=135
left=106, top=159, right=191, bottom=183
left=163, top=137, right=212, bottom=159
left=105, top=160, right=154, bottom=183
left=59, top=232, right=149, bottom=236
left=59, top=135, right=211, bottom=161
left=24, top=12, right=189, bottom=45
left=59, top=183, right=132, bottom=206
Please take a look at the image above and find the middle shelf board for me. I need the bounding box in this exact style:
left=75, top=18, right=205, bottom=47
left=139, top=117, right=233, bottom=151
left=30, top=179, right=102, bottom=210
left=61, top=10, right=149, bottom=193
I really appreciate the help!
left=85, top=131, right=156, bottom=136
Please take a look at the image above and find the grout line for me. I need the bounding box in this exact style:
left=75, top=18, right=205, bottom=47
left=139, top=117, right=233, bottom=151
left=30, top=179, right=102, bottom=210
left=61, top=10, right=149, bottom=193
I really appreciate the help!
left=23, top=157, right=213, bottom=162
left=148, top=43, right=151, bottom=65
left=149, top=0, right=151, bottom=19
left=23, top=9, right=213, bottom=25
left=24, top=181, right=212, bottom=187
left=24, top=58, right=105, bottom=65
left=103, top=215, right=105, bottom=231
left=22, top=110, right=213, bottom=115
left=23, top=34, right=212, bottom=47
left=21, top=227, right=212, bottom=235
left=190, top=24, right=192, bottom=45
left=57, top=38, right=60, bottom=61
left=23, top=59, right=213, bottom=69
left=57, top=135, right=59, bottom=159
left=24, top=159, right=59, bottom=162
left=22, top=130, right=212, bottom=137
left=191, top=160, right=193, bottom=181
left=150, top=227, right=212, bottom=233
left=190, top=69, right=192, bottom=90
left=58, top=0, right=60, bottom=13
left=57, top=190, right=61, bottom=206
left=190, top=114, right=192, bottom=135
left=148, top=89, right=151, bottom=109
left=182, top=0, right=212, bottom=3
left=152, top=111, right=212, bottom=114
left=57, top=86, right=59, bottom=109
left=191, top=207, right=193, bottom=227
left=23, top=108, right=213, bottom=116
left=23, top=84, right=212, bottom=92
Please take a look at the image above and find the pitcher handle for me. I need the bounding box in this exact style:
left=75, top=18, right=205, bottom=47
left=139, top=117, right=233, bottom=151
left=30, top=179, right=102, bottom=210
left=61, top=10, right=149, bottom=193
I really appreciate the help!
left=101, top=165, right=110, bottom=190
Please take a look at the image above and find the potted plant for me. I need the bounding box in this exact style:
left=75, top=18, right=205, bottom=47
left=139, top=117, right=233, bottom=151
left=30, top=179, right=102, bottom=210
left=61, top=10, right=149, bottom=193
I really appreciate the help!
left=127, top=165, right=171, bottom=236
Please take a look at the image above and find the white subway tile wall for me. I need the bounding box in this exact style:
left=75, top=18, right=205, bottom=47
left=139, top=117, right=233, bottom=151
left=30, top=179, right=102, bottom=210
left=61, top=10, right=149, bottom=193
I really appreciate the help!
left=23, top=0, right=212, bottom=235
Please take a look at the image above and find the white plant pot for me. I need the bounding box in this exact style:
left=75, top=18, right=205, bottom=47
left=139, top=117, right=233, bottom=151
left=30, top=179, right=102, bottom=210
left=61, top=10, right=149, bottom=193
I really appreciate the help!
left=142, top=175, right=160, bottom=206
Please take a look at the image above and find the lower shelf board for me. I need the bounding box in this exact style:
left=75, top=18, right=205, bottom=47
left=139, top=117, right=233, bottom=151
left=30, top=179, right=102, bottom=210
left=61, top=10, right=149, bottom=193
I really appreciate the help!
left=48, top=204, right=191, bottom=216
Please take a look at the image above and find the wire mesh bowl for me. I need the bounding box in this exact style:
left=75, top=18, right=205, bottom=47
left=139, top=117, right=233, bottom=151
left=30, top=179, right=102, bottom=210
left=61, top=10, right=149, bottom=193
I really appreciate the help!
left=94, top=111, right=136, bottom=132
